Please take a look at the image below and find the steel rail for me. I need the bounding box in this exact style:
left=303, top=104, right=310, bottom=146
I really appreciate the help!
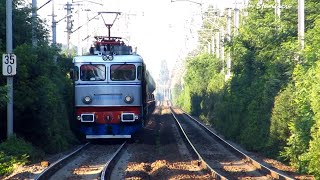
left=34, top=142, right=90, bottom=180
left=101, top=141, right=127, bottom=180
left=178, top=107, right=294, bottom=180
left=169, top=107, right=227, bottom=180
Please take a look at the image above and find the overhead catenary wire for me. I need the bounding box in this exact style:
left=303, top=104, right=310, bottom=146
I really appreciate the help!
left=37, top=0, right=51, bottom=10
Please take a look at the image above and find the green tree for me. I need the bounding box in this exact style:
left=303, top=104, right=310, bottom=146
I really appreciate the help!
left=268, top=84, right=295, bottom=157
left=175, top=0, right=320, bottom=177
left=278, top=17, right=320, bottom=175
left=181, top=53, right=222, bottom=116
left=0, top=0, right=76, bottom=152
left=12, top=44, right=76, bottom=153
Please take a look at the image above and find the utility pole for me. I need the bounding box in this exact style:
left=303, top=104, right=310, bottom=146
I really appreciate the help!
left=69, top=2, right=84, bottom=56
left=32, top=0, right=37, bottom=46
left=52, top=0, right=56, bottom=45
left=275, top=0, right=281, bottom=18
left=71, top=0, right=103, bottom=55
left=65, top=2, right=73, bottom=57
left=220, top=29, right=225, bottom=69
left=207, top=41, right=211, bottom=54
left=211, top=35, right=215, bottom=54
left=77, top=6, right=82, bottom=55
left=6, top=0, right=14, bottom=138
left=226, top=8, right=232, bottom=79
left=234, top=0, right=240, bottom=36
left=298, top=0, right=304, bottom=50
left=226, top=8, right=231, bottom=41
left=51, top=0, right=58, bottom=63
left=215, top=31, right=220, bottom=58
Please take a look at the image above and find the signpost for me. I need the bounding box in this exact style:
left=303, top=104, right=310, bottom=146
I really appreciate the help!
left=6, top=0, right=14, bottom=138
left=2, top=54, right=16, bottom=76
left=2, top=53, right=16, bottom=138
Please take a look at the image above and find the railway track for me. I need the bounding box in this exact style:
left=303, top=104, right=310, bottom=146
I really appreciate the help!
left=108, top=102, right=212, bottom=179
left=32, top=101, right=294, bottom=180
left=170, top=105, right=294, bottom=180
left=34, top=141, right=127, bottom=180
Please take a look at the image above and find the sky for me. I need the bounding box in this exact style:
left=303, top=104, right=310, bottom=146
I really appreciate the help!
left=36, top=0, right=235, bottom=79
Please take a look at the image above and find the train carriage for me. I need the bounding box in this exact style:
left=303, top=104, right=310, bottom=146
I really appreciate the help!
left=71, top=36, right=156, bottom=139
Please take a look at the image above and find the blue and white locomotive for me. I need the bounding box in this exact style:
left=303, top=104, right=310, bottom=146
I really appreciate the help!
left=70, top=33, right=156, bottom=139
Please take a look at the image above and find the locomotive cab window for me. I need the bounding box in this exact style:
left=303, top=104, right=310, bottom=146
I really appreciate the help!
left=70, top=66, right=79, bottom=81
left=111, top=64, right=136, bottom=81
left=137, top=66, right=143, bottom=80
left=80, top=64, right=106, bottom=81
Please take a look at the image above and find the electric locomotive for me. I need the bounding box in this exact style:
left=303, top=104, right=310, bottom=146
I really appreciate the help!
left=70, top=34, right=155, bottom=139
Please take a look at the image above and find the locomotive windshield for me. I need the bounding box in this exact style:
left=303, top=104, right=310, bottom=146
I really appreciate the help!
left=111, top=64, right=136, bottom=81
left=80, top=64, right=106, bottom=81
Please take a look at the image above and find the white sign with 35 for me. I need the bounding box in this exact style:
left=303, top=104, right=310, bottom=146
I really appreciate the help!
left=2, top=53, right=16, bottom=76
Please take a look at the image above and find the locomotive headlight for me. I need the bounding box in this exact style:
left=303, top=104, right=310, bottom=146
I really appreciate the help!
left=83, top=96, right=92, bottom=104
left=124, top=95, right=134, bottom=104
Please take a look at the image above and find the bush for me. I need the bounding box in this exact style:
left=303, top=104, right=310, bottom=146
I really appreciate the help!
left=267, top=84, right=295, bottom=157
left=0, top=135, right=44, bottom=175
left=12, top=44, right=77, bottom=153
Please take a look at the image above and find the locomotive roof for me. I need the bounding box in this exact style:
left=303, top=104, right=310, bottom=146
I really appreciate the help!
left=73, top=54, right=144, bottom=63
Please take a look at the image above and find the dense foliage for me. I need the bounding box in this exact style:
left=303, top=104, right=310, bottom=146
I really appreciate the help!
left=0, top=0, right=76, bottom=175
left=176, top=53, right=224, bottom=121
left=0, top=86, right=7, bottom=108
left=11, top=44, right=76, bottom=153
left=0, top=135, right=43, bottom=175
left=174, top=0, right=320, bottom=177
